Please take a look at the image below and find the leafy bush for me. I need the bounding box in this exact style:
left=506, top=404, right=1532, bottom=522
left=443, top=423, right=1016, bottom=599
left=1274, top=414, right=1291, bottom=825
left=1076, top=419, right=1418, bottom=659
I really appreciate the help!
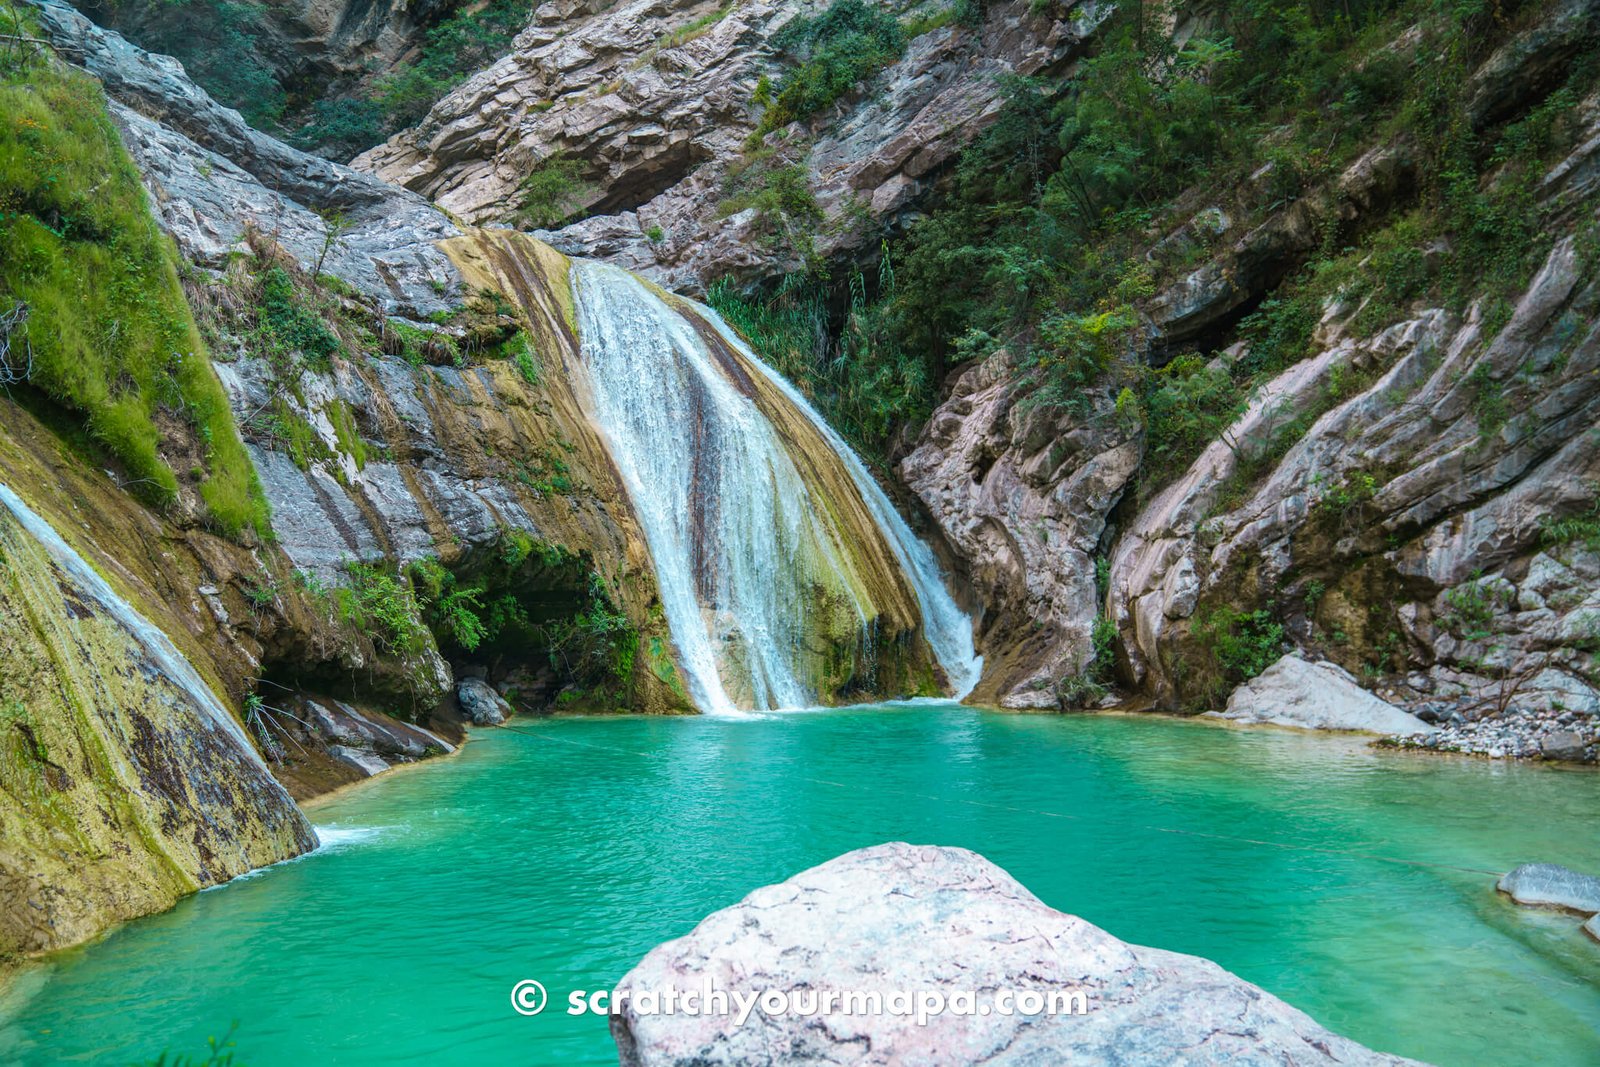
left=1194, top=606, right=1285, bottom=686
left=758, top=0, right=905, bottom=134
left=258, top=266, right=342, bottom=370
left=0, top=31, right=267, bottom=537
left=337, top=562, right=429, bottom=653
left=516, top=154, right=590, bottom=229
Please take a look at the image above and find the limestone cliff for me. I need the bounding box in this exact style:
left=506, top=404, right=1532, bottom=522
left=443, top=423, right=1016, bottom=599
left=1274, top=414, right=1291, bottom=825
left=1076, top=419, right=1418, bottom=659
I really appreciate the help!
left=899, top=0, right=1600, bottom=743
left=354, top=0, right=1109, bottom=291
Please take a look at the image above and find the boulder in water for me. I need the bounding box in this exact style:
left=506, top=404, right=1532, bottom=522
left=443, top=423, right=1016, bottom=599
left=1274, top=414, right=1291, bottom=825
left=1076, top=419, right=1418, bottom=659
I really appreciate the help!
left=1584, top=915, right=1599, bottom=943
left=1212, top=655, right=1435, bottom=734
left=326, top=745, right=389, bottom=778
left=610, top=843, right=1426, bottom=1066
left=1497, top=863, right=1600, bottom=914
left=457, top=678, right=511, bottom=726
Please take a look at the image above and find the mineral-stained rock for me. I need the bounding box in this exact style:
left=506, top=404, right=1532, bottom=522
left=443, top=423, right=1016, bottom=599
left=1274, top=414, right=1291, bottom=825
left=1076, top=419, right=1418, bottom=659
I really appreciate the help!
left=1213, top=655, right=1436, bottom=734
left=611, top=843, right=1427, bottom=1066
left=1497, top=863, right=1600, bottom=914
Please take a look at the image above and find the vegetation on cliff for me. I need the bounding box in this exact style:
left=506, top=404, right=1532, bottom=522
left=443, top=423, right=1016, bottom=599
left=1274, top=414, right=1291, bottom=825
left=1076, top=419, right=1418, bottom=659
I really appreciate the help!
left=93, top=0, right=532, bottom=159
left=0, top=13, right=268, bottom=536
left=718, top=0, right=1596, bottom=467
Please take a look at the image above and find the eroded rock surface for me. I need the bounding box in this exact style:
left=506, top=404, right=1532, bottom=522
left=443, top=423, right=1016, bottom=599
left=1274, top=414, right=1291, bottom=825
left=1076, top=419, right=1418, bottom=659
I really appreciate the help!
left=901, top=10, right=1600, bottom=730
left=612, top=843, right=1426, bottom=1066
left=1213, top=655, right=1435, bottom=734
left=1497, top=863, right=1600, bottom=914
left=356, top=0, right=1109, bottom=291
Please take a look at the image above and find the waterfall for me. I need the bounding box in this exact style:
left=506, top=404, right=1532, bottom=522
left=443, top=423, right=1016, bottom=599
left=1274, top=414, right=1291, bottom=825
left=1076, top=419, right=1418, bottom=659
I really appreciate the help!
left=0, top=483, right=268, bottom=767
left=700, top=306, right=984, bottom=701
left=568, top=261, right=980, bottom=713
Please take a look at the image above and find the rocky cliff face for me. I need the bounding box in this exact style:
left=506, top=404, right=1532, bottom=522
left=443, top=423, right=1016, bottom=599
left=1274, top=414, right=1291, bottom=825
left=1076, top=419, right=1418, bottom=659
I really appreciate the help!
left=355, top=0, right=1109, bottom=292
left=900, top=0, right=1600, bottom=743
left=0, top=412, right=317, bottom=958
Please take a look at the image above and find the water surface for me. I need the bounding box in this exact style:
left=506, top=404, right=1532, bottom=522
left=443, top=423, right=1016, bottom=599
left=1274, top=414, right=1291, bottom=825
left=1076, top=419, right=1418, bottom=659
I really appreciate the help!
left=3, top=706, right=1598, bottom=1065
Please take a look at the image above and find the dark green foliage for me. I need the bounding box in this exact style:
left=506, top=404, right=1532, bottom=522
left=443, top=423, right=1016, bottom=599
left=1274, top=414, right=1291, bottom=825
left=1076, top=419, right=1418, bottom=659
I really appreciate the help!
left=516, top=155, right=590, bottom=229
left=374, top=0, right=530, bottom=129
left=708, top=252, right=931, bottom=457
left=758, top=0, right=905, bottom=134
left=289, top=98, right=386, bottom=159
left=1194, top=606, right=1285, bottom=685
left=128, top=0, right=286, bottom=130
left=259, top=267, right=341, bottom=370
left=746, top=0, right=1592, bottom=482
left=0, top=21, right=268, bottom=536
left=337, top=562, right=430, bottom=654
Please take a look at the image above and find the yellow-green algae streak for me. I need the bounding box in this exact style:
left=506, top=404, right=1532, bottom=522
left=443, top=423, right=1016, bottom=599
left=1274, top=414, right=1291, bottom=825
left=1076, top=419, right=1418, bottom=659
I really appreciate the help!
left=0, top=475, right=313, bottom=960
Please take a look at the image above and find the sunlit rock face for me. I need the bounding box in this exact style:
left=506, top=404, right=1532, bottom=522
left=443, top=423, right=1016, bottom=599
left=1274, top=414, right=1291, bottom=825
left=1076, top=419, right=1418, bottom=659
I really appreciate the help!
left=354, top=0, right=1109, bottom=291
left=611, top=843, right=1428, bottom=1066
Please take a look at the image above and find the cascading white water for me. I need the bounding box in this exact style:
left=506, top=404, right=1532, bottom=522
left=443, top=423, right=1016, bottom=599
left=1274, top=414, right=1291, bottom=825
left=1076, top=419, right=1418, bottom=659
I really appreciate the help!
left=0, top=482, right=268, bottom=767
left=699, top=307, right=983, bottom=700
left=569, top=261, right=980, bottom=712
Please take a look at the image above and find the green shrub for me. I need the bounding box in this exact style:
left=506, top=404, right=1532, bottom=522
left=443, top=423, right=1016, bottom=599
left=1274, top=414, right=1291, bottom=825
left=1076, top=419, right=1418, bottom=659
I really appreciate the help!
left=758, top=0, right=905, bottom=134
left=1539, top=494, right=1600, bottom=552
left=0, top=36, right=268, bottom=537
left=337, top=562, right=429, bottom=653
left=258, top=266, right=342, bottom=370
left=516, top=154, right=590, bottom=229
left=1194, top=606, right=1284, bottom=686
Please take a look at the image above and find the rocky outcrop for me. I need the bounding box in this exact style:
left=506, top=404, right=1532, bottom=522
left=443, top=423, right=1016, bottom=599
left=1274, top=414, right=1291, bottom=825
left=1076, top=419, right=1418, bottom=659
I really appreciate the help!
left=901, top=2, right=1600, bottom=733
left=457, top=678, right=511, bottom=726
left=901, top=349, right=1140, bottom=707
left=0, top=418, right=316, bottom=958
left=356, top=0, right=1109, bottom=291
left=30, top=0, right=464, bottom=317
left=1497, top=863, right=1600, bottom=914
left=611, top=843, right=1425, bottom=1066
left=1212, top=655, right=1435, bottom=734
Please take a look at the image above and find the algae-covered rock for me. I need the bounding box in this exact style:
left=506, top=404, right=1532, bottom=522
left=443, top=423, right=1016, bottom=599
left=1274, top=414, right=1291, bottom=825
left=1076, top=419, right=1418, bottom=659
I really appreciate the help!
left=0, top=483, right=314, bottom=958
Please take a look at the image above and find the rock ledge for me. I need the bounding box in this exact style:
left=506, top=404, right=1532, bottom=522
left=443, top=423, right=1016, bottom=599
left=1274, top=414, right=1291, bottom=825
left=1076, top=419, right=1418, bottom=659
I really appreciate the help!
left=611, top=842, right=1427, bottom=1066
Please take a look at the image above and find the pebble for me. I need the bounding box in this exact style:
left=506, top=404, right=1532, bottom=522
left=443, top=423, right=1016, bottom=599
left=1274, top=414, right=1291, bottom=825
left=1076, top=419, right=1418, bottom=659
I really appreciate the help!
left=1380, top=705, right=1598, bottom=762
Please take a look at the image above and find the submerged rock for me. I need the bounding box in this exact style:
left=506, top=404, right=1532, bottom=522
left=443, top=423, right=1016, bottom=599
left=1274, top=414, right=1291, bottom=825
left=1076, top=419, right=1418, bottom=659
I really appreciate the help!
left=1212, top=655, right=1436, bottom=735
left=611, top=843, right=1425, bottom=1066
left=457, top=678, right=512, bottom=726
left=1497, top=863, right=1600, bottom=914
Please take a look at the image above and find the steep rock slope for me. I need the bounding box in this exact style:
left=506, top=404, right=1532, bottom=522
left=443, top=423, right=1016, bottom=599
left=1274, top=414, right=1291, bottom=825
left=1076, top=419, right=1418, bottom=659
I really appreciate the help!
left=0, top=412, right=317, bottom=958
left=899, top=0, right=1600, bottom=734
left=355, top=0, right=1109, bottom=291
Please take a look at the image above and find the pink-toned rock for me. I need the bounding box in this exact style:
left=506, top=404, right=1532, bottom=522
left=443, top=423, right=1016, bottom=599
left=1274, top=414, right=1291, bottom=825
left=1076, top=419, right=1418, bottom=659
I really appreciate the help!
left=611, top=843, right=1429, bottom=1066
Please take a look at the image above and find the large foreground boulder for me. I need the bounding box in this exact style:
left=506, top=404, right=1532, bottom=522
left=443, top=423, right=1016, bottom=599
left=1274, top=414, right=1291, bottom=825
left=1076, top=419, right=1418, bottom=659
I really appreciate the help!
left=611, top=843, right=1426, bottom=1066
left=1497, top=863, right=1600, bottom=914
left=1212, top=655, right=1435, bottom=734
